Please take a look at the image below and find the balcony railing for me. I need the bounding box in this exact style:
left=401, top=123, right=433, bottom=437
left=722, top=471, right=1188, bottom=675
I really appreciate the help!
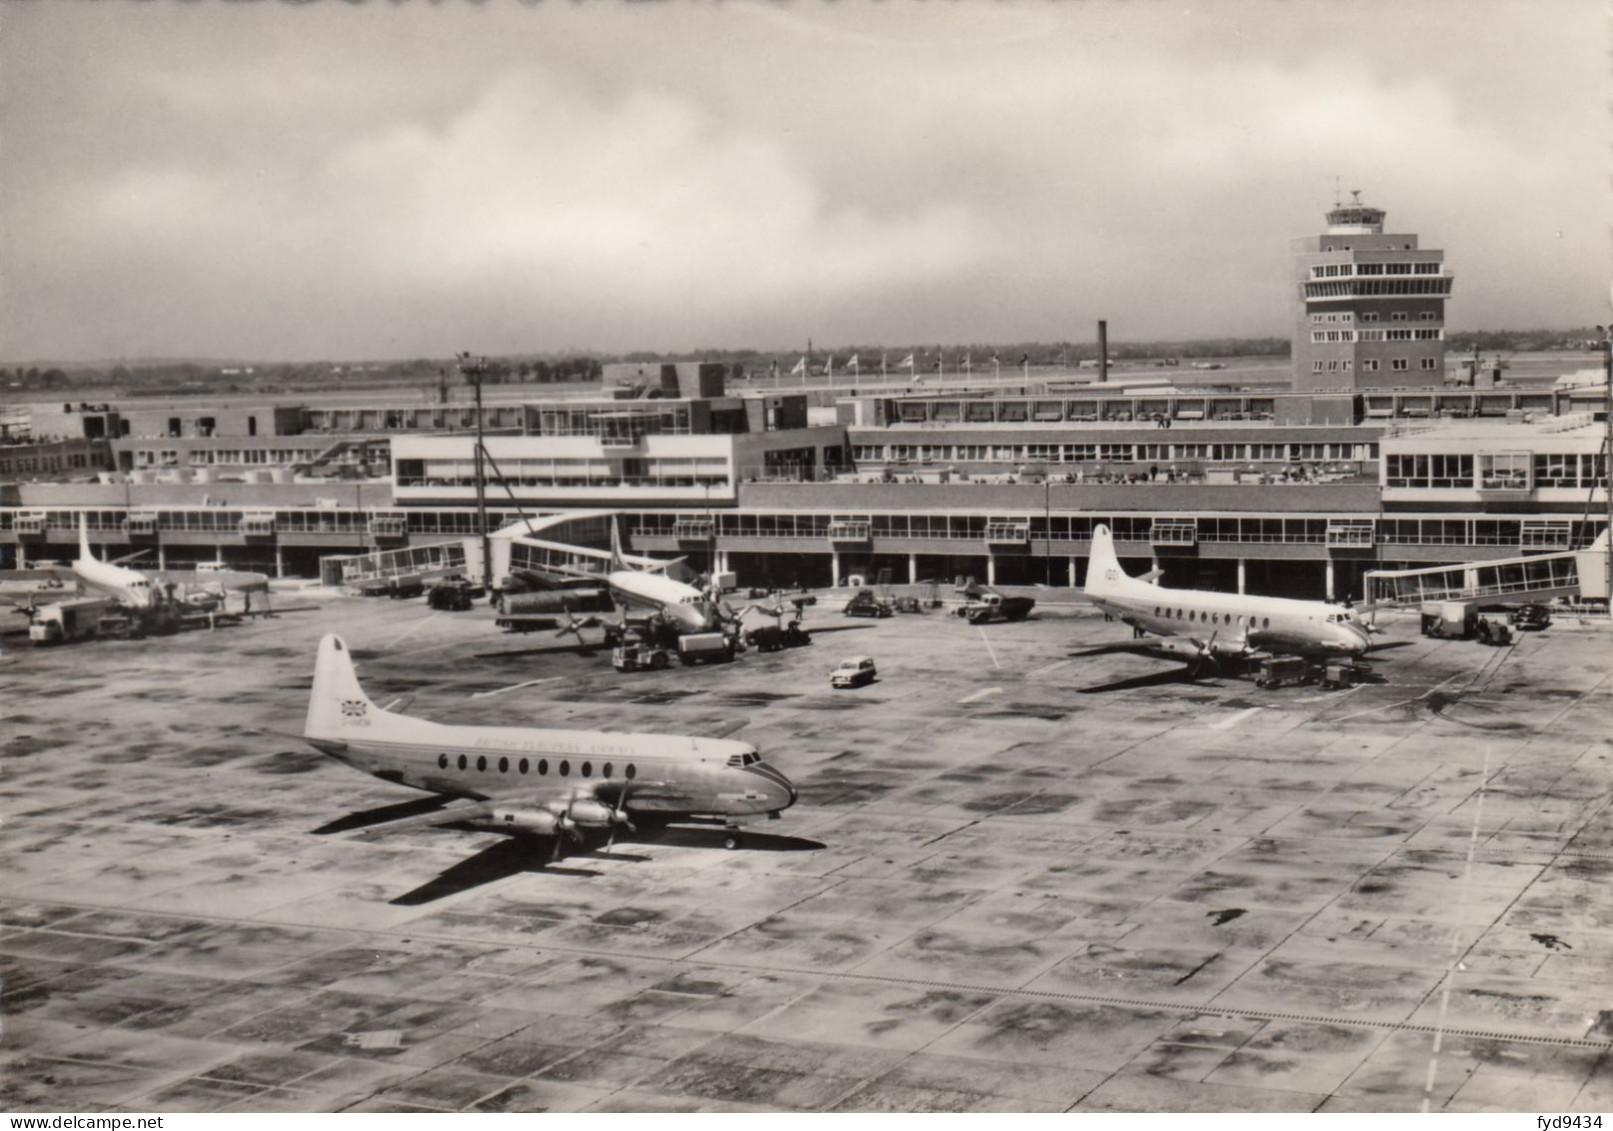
left=1519, top=521, right=1572, bottom=551
left=984, top=522, right=1030, bottom=544
left=1326, top=520, right=1376, bottom=548
left=368, top=514, right=409, bottom=539
left=827, top=521, right=871, bottom=542
left=671, top=519, right=715, bottom=541
left=1150, top=520, right=1198, bottom=546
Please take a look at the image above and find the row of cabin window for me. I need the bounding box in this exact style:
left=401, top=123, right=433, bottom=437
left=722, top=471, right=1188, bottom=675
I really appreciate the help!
left=438, top=752, right=637, bottom=779
left=1155, top=607, right=1271, bottom=629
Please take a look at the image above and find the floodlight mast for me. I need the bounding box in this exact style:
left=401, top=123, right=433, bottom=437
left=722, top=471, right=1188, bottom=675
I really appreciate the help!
left=456, top=352, right=492, bottom=590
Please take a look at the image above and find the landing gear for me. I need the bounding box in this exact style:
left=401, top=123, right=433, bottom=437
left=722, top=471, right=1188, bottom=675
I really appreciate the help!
left=723, top=826, right=743, bottom=850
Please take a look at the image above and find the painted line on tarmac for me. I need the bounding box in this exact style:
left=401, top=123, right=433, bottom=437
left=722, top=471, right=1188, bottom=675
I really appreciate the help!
left=976, top=625, right=1001, bottom=669
left=470, top=680, right=564, bottom=696
left=1422, top=744, right=1492, bottom=1112
left=1209, top=705, right=1262, bottom=731
left=959, top=687, right=1002, bottom=704
left=1326, top=671, right=1464, bottom=724
left=1030, top=659, right=1072, bottom=678
left=1296, top=684, right=1366, bottom=703
left=376, top=611, right=440, bottom=653
left=470, top=674, right=564, bottom=693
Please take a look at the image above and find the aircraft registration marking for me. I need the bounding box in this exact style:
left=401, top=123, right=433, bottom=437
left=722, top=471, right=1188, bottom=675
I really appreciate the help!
left=1209, top=706, right=1262, bottom=731
left=959, top=687, right=1002, bottom=704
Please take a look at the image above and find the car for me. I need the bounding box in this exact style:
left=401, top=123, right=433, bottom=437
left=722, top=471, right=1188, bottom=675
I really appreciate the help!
left=426, top=578, right=476, bottom=610
left=843, top=590, right=894, bottom=618
left=830, top=655, right=878, bottom=689
left=1510, top=603, right=1552, bottom=631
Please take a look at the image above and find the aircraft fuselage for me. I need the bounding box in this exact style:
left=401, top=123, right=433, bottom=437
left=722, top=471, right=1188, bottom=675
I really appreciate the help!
left=1088, top=587, right=1370, bottom=658
left=306, top=721, right=794, bottom=819
left=607, top=570, right=715, bottom=634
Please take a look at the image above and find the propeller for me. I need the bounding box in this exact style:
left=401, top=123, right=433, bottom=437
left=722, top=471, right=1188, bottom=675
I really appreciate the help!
left=604, top=782, right=636, bottom=853
left=547, top=802, right=583, bottom=862
left=1187, top=631, right=1219, bottom=678
left=554, top=614, right=601, bottom=642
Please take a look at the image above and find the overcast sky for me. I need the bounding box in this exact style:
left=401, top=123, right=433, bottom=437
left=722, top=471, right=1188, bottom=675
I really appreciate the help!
left=1, top=1, right=1604, bottom=363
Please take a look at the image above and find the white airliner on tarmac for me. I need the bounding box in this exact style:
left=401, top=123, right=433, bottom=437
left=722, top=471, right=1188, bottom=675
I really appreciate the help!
left=548, top=520, right=740, bottom=642
left=301, top=634, right=797, bottom=854
left=74, top=516, right=160, bottom=609
left=1081, top=522, right=1372, bottom=671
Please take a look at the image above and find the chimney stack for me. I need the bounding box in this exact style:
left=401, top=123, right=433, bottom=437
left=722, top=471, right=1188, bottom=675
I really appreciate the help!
left=1098, top=321, right=1108, bottom=384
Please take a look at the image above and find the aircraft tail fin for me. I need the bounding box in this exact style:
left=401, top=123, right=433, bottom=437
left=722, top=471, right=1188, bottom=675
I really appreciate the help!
left=1084, top=524, right=1133, bottom=597
left=78, top=514, right=95, bottom=564
left=305, top=634, right=384, bottom=739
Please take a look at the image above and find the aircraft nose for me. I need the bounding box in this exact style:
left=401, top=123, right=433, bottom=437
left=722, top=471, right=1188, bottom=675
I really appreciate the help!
left=1338, top=623, right=1371, bottom=654
left=748, top=762, right=798, bottom=811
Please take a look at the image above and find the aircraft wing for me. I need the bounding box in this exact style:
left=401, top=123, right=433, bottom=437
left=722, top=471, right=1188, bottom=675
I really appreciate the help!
left=1070, top=633, right=1245, bottom=665
left=510, top=567, right=606, bottom=592
left=376, top=778, right=682, bottom=834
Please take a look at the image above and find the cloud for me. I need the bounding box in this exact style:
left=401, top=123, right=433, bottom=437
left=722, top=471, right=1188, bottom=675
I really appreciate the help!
left=0, top=0, right=1603, bottom=360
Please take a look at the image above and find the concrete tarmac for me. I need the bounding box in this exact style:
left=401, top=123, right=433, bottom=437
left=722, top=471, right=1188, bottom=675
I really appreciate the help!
left=3, top=595, right=1611, bottom=1112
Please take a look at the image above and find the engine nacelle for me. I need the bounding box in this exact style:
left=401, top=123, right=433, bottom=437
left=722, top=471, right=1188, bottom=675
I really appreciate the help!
left=565, top=800, right=619, bottom=827
left=474, top=809, right=560, bottom=836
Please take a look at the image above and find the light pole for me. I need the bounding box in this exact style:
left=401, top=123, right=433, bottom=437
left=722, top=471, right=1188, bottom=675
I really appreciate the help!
left=457, top=352, right=492, bottom=590
left=1043, top=476, right=1053, bottom=587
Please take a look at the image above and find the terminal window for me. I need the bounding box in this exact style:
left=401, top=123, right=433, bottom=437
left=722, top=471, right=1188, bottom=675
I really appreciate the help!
left=1479, top=453, right=1530, bottom=491
left=1386, top=453, right=1472, bottom=489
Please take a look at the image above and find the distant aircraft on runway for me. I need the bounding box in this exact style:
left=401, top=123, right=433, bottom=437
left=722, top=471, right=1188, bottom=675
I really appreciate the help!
left=300, top=634, right=797, bottom=856
left=1077, top=523, right=1374, bottom=678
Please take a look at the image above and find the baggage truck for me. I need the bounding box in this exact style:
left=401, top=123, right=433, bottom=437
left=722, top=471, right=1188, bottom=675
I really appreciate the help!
left=677, top=632, right=736, bottom=665
left=1420, top=600, right=1477, bottom=640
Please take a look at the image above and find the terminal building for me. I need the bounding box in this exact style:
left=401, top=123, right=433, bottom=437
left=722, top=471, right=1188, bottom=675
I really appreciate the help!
left=1, top=202, right=1607, bottom=603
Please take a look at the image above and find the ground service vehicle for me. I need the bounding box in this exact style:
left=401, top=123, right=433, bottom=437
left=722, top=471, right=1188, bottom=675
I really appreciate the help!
left=1320, top=662, right=1357, bottom=690
left=678, top=631, right=736, bottom=665
left=1254, top=655, right=1310, bottom=689
left=745, top=623, right=811, bottom=652
left=613, top=640, right=671, bottom=671
left=1476, top=617, right=1513, bottom=647
left=831, top=655, right=878, bottom=688
left=427, top=578, right=475, bottom=611
left=1511, top=603, right=1552, bottom=631
left=844, top=591, right=894, bottom=618
left=1420, top=600, right=1477, bottom=640
left=958, top=591, right=1035, bottom=624
left=28, top=597, right=115, bottom=645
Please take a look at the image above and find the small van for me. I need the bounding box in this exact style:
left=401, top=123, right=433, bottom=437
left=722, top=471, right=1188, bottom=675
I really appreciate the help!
left=831, top=656, right=877, bottom=689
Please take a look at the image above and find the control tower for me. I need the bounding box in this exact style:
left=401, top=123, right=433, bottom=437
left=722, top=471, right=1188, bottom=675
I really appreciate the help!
left=1290, top=193, right=1454, bottom=393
